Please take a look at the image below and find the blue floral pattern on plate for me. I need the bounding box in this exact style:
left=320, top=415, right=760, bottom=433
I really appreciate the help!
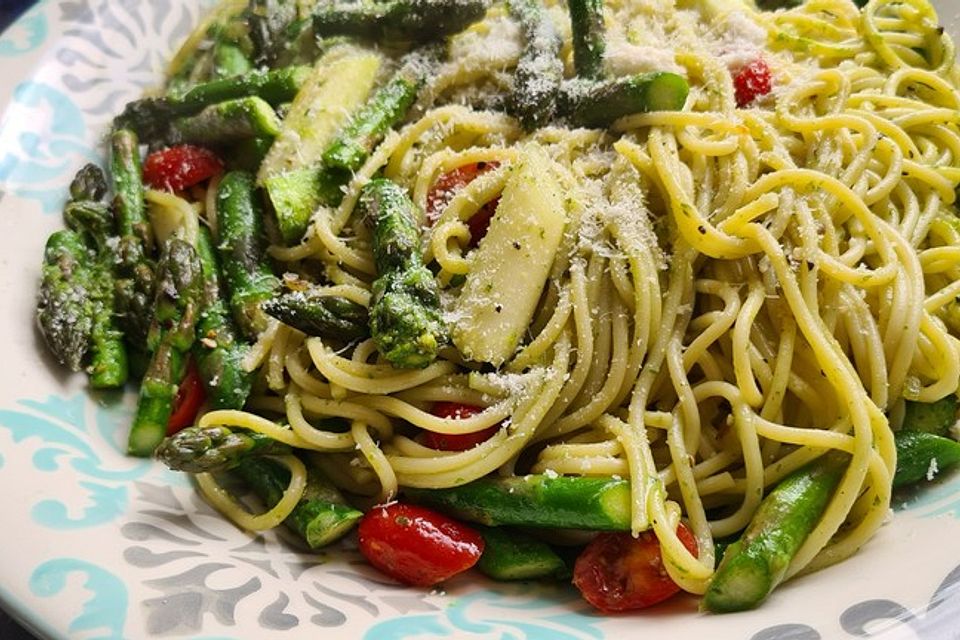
left=0, top=81, right=96, bottom=213
left=30, top=559, right=128, bottom=640
left=0, top=393, right=149, bottom=528
left=364, top=589, right=604, bottom=640
left=0, top=0, right=50, bottom=57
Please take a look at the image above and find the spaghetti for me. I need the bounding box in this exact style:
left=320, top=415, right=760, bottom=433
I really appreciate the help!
left=151, top=0, right=960, bottom=609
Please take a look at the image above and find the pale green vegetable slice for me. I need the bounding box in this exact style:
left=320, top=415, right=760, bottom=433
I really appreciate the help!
left=451, top=145, right=568, bottom=366
left=258, top=44, right=382, bottom=182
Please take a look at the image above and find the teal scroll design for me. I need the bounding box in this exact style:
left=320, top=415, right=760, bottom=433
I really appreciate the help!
left=0, top=80, right=97, bottom=213
left=29, top=558, right=128, bottom=640
left=0, top=392, right=151, bottom=528
left=364, top=588, right=605, bottom=640
left=0, top=1, right=50, bottom=57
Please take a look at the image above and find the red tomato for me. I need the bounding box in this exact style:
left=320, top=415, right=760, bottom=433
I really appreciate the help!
left=358, top=502, right=484, bottom=586
left=573, top=523, right=699, bottom=613
left=425, top=162, right=501, bottom=246
left=166, top=360, right=206, bottom=435
left=421, top=402, right=501, bottom=451
left=143, top=145, right=223, bottom=192
left=733, top=58, right=772, bottom=108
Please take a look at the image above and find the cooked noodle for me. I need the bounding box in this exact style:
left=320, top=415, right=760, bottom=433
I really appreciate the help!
left=192, top=0, right=960, bottom=592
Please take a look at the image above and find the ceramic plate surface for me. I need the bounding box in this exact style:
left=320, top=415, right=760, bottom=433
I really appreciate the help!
left=2, top=2, right=960, bottom=638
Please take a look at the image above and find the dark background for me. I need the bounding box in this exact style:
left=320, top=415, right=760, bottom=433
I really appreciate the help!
left=0, top=0, right=31, bottom=30
left=1, top=1, right=44, bottom=636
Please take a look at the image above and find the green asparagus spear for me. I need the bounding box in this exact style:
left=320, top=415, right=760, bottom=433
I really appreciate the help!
left=212, top=42, right=254, bottom=79
left=361, top=178, right=446, bottom=368
left=476, top=526, right=569, bottom=581
left=63, top=165, right=129, bottom=388
left=902, top=396, right=958, bottom=436
left=367, top=180, right=426, bottom=273
left=88, top=309, right=128, bottom=389
left=128, top=239, right=203, bottom=457
left=506, top=0, right=563, bottom=130
left=567, top=0, right=606, bottom=80
left=322, top=57, right=430, bottom=172
left=216, top=171, right=279, bottom=339
left=405, top=475, right=632, bottom=529
left=85, top=253, right=128, bottom=389
left=559, top=72, right=689, bottom=128
left=369, top=269, right=448, bottom=368
left=235, top=457, right=363, bottom=548
left=262, top=165, right=349, bottom=244
left=312, top=0, right=489, bottom=43
left=166, top=0, right=251, bottom=94
left=37, top=231, right=96, bottom=372
left=193, top=227, right=253, bottom=410
left=63, top=201, right=113, bottom=246
left=247, top=0, right=300, bottom=67
left=270, top=17, right=320, bottom=68
left=893, top=430, right=960, bottom=487
left=261, top=47, right=383, bottom=244
left=155, top=424, right=291, bottom=472
left=69, top=162, right=109, bottom=202
left=116, top=66, right=309, bottom=140
left=702, top=452, right=848, bottom=613
left=170, top=96, right=282, bottom=145
left=111, top=129, right=149, bottom=244
left=262, top=289, right=370, bottom=341
left=754, top=0, right=804, bottom=9
left=224, top=136, right=275, bottom=173
left=111, top=129, right=156, bottom=350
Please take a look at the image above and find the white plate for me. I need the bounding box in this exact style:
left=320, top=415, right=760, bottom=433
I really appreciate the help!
left=2, top=1, right=960, bottom=638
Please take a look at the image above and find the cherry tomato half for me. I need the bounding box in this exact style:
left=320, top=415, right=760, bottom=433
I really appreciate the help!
left=143, top=145, right=223, bottom=192
left=733, top=57, right=773, bottom=108
left=421, top=402, right=501, bottom=451
left=358, top=502, right=484, bottom=587
left=573, top=523, right=699, bottom=613
left=166, top=359, right=206, bottom=435
left=425, top=162, right=500, bottom=246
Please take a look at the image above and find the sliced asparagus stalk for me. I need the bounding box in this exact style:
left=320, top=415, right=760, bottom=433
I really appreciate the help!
left=321, top=57, right=429, bottom=172
left=262, top=290, right=370, bottom=341
left=893, top=430, right=960, bottom=488
left=193, top=226, right=253, bottom=410
left=560, top=72, right=689, bottom=128
left=476, top=525, right=569, bottom=581
left=236, top=457, right=363, bottom=548
left=362, top=178, right=447, bottom=369
left=263, top=165, right=349, bottom=244
left=216, top=170, right=279, bottom=338
left=62, top=164, right=129, bottom=387
left=902, top=396, right=958, bottom=436
left=110, top=129, right=156, bottom=350
left=405, top=475, right=632, bottom=529
left=506, top=0, right=563, bottom=130
left=211, top=42, right=254, bottom=79
left=128, top=239, right=203, bottom=457
left=37, top=230, right=96, bottom=372
left=702, top=452, right=848, bottom=613
left=312, top=0, right=489, bottom=43
left=260, top=46, right=383, bottom=244
left=111, top=129, right=149, bottom=245
left=155, top=425, right=291, bottom=473
left=116, top=65, right=310, bottom=139
left=568, top=0, right=606, bottom=79
left=170, top=96, right=282, bottom=145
